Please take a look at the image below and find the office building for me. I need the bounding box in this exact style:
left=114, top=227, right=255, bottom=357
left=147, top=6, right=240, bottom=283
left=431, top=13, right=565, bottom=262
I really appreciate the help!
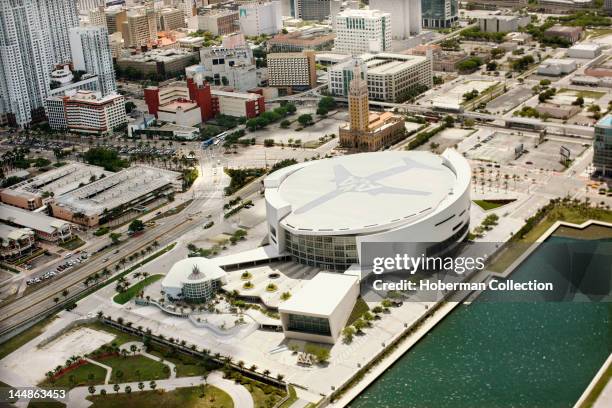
left=422, top=0, right=458, bottom=29
left=117, top=48, right=198, bottom=78
left=594, top=115, right=612, bottom=177
left=89, top=6, right=108, bottom=27
left=338, top=61, right=406, bottom=151
left=196, top=10, right=239, bottom=35
left=292, top=0, right=331, bottom=21
left=264, top=149, right=471, bottom=270
left=478, top=15, right=530, bottom=33
left=0, top=204, right=73, bottom=243
left=333, top=9, right=392, bottom=55
left=0, top=224, right=36, bottom=260
left=123, top=7, right=158, bottom=47
left=239, top=1, right=283, bottom=36
left=158, top=8, right=187, bottom=31
left=267, top=26, right=335, bottom=53
left=46, top=91, right=127, bottom=135
left=536, top=58, right=577, bottom=76
left=69, top=27, right=117, bottom=97
left=194, top=45, right=258, bottom=91
left=267, top=51, right=317, bottom=90
left=279, top=273, right=359, bottom=344
left=567, top=43, right=602, bottom=59
left=77, top=0, right=104, bottom=14
left=162, top=258, right=227, bottom=303
left=544, top=25, right=582, bottom=44
left=106, top=8, right=128, bottom=34
left=329, top=53, right=432, bottom=102
left=211, top=89, right=265, bottom=119
left=370, top=0, right=422, bottom=38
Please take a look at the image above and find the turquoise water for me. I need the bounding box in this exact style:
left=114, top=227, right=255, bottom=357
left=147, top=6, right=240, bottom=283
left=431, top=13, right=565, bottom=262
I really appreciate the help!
left=350, top=237, right=612, bottom=408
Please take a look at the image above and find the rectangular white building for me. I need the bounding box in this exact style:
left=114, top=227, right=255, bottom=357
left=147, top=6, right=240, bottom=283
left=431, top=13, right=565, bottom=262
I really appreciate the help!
left=333, top=8, right=391, bottom=55
left=69, top=26, right=117, bottom=97
left=537, top=58, right=577, bottom=76
left=369, top=0, right=421, bottom=38
left=279, top=272, right=359, bottom=344
left=329, top=53, right=432, bottom=102
left=567, top=43, right=602, bottom=59
left=239, top=1, right=283, bottom=36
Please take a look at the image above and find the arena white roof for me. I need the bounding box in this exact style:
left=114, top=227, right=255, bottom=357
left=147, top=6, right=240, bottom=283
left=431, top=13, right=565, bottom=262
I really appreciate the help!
left=278, top=272, right=359, bottom=317
left=266, top=151, right=463, bottom=234
left=162, top=257, right=227, bottom=290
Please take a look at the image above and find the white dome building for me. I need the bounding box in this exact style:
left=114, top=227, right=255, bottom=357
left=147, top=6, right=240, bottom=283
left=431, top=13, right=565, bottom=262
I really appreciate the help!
left=264, top=150, right=471, bottom=272
left=162, top=257, right=228, bottom=302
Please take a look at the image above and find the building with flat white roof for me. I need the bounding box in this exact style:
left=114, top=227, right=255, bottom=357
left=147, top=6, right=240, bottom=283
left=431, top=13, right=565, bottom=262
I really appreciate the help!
left=537, top=58, right=577, bottom=76
left=333, top=8, right=391, bottom=55
left=0, top=163, right=109, bottom=211
left=162, top=257, right=228, bottom=303
left=329, top=54, right=432, bottom=102
left=194, top=45, right=257, bottom=91
left=567, top=43, right=602, bottom=59
left=478, top=15, right=530, bottom=33
left=265, top=150, right=471, bottom=271
left=50, top=165, right=181, bottom=227
left=0, top=204, right=73, bottom=243
left=279, top=272, right=359, bottom=343
left=211, top=90, right=265, bottom=119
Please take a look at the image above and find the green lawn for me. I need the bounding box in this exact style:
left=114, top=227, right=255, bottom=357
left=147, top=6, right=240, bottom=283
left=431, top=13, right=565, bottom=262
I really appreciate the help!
left=59, top=236, right=85, bottom=250
left=113, top=274, right=163, bottom=305
left=279, top=385, right=298, bottom=408
left=488, top=205, right=612, bottom=273
left=39, top=363, right=107, bottom=389
left=558, top=88, right=605, bottom=100
left=0, top=317, right=56, bottom=360
left=473, top=199, right=515, bottom=211
left=87, top=385, right=233, bottom=408
left=248, top=384, right=285, bottom=408
left=147, top=345, right=214, bottom=378
left=150, top=200, right=194, bottom=221
left=97, top=355, right=170, bottom=383
left=346, top=296, right=370, bottom=326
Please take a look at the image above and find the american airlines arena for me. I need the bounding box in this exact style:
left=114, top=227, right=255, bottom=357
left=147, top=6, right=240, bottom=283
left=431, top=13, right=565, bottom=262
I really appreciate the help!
left=264, top=150, right=471, bottom=272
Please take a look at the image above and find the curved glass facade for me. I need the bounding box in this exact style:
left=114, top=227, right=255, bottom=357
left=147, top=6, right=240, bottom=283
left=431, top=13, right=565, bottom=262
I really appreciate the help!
left=182, top=278, right=222, bottom=302
left=284, top=230, right=359, bottom=271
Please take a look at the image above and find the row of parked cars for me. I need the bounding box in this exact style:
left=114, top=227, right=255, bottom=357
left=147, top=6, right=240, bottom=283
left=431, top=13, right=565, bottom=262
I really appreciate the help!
left=26, top=252, right=88, bottom=286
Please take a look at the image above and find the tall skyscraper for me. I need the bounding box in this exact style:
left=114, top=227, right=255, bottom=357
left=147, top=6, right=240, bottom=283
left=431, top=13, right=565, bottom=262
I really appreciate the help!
left=333, top=9, right=391, bottom=55
left=421, top=0, right=458, bottom=29
left=122, top=7, right=157, bottom=48
left=348, top=60, right=369, bottom=133
left=594, top=114, right=612, bottom=177
left=292, top=0, right=331, bottom=21
left=69, top=26, right=117, bottom=97
left=0, top=0, right=53, bottom=126
left=38, top=0, right=80, bottom=64
left=370, top=0, right=421, bottom=38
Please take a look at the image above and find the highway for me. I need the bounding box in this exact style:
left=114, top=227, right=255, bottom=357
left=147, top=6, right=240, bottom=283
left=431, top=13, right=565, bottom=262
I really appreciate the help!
left=0, top=145, right=262, bottom=336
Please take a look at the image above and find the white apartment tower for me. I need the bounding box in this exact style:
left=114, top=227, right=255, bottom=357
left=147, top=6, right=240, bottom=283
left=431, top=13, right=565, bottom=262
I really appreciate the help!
left=238, top=1, right=283, bottom=37
left=369, top=0, right=421, bottom=38
left=0, top=0, right=63, bottom=126
left=69, top=27, right=117, bottom=97
left=39, top=0, right=80, bottom=64
left=333, top=9, right=391, bottom=55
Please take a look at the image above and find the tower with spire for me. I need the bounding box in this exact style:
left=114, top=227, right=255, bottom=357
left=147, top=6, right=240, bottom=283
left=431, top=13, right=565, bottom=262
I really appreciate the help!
left=348, top=59, right=370, bottom=133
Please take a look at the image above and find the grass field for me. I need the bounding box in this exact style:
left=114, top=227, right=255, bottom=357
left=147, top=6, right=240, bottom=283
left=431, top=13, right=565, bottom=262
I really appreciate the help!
left=473, top=199, right=515, bottom=211
left=279, top=385, right=298, bottom=408
left=558, top=88, right=605, bottom=100
left=83, top=321, right=139, bottom=347
left=87, top=385, right=233, bottom=408
left=0, top=317, right=56, bottom=360
left=151, top=200, right=194, bottom=221
left=97, top=355, right=170, bottom=383
left=40, top=363, right=107, bottom=389
left=59, top=236, right=85, bottom=250
left=346, top=297, right=370, bottom=327
left=113, top=274, right=163, bottom=305
left=147, top=346, right=213, bottom=378
left=249, top=383, right=285, bottom=408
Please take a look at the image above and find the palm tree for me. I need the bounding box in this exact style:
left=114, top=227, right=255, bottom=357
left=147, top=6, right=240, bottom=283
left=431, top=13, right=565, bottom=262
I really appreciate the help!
left=263, top=369, right=271, bottom=377
left=149, top=380, right=156, bottom=390
left=113, top=384, right=120, bottom=394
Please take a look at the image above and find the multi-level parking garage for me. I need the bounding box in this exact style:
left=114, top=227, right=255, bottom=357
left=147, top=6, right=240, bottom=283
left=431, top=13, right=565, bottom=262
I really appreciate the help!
left=264, top=150, right=471, bottom=272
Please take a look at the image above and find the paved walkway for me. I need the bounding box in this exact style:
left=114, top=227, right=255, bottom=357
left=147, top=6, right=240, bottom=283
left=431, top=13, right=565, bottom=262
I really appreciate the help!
left=83, top=358, right=112, bottom=385
left=66, top=370, right=254, bottom=408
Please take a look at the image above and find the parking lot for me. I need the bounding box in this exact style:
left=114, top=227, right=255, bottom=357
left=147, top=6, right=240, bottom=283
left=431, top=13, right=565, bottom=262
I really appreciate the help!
left=486, top=85, right=534, bottom=114
left=26, top=252, right=88, bottom=288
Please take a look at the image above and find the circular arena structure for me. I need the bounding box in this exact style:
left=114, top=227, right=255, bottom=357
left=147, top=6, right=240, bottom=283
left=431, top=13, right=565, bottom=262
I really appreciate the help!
left=264, top=150, right=471, bottom=272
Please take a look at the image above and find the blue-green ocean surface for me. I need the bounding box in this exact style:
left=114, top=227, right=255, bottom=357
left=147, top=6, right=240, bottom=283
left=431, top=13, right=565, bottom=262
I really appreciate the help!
left=349, top=236, right=611, bottom=408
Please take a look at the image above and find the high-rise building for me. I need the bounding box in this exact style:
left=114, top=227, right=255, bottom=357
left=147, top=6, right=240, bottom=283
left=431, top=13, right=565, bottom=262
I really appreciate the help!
left=347, top=60, right=369, bottom=133
left=89, top=6, right=107, bottom=27
left=333, top=9, right=392, bottom=55
left=267, top=51, right=317, bottom=90
left=0, top=0, right=68, bottom=127
left=239, top=1, right=283, bottom=37
left=370, top=0, right=421, bottom=38
left=292, top=0, right=331, bottom=21
left=158, top=8, right=187, bottom=31
left=77, top=0, right=104, bottom=14
left=39, top=0, right=80, bottom=64
left=69, top=27, right=117, bottom=97
left=106, top=8, right=127, bottom=34
left=122, top=7, right=157, bottom=48
left=421, top=0, right=458, bottom=29
left=594, top=114, right=612, bottom=177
